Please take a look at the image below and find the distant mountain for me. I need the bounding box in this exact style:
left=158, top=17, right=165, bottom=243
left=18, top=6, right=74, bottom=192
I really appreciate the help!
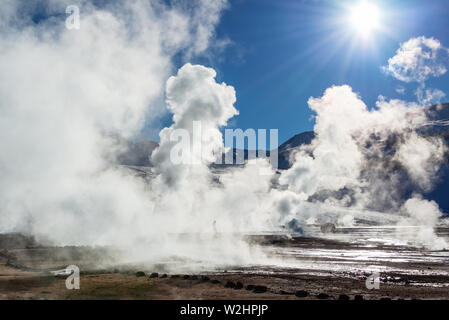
left=116, top=131, right=315, bottom=168
left=275, top=131, right=315, bottom=169
left=116, top=103, right=449, bottom=170
left=116, top=103, right=449, bottom=211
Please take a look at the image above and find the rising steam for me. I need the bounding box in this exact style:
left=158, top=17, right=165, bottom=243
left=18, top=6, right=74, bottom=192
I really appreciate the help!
left=275, top=86, right=447, bottom=249
left=0, top=0, right=448, bottom=273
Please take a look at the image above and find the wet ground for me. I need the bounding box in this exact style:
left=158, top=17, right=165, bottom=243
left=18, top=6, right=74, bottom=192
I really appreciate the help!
left=1, top=227, right=449, bottom=300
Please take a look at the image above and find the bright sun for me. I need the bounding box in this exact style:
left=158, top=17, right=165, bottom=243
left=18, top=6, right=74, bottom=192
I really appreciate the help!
left=349, top=2, right=381, bottom=37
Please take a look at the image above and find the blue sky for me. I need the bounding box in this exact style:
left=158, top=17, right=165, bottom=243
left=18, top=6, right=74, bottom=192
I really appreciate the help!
left=186, top=0, right=449, bottom=147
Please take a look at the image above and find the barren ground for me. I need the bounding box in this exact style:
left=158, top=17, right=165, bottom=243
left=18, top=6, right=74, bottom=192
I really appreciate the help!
left=1, top=232, right=449, bottom=300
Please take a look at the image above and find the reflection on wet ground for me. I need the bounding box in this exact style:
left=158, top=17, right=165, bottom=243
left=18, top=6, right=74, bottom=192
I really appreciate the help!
left=222, top=226, right=449, bottom=288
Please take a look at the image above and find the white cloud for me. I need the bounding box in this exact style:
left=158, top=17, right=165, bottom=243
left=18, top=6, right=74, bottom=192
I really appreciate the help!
left=384, top=36, right=448, bottom=83
left=415, top=86, right=446, bottom=106
left=396, top=86, right=406, bottom=95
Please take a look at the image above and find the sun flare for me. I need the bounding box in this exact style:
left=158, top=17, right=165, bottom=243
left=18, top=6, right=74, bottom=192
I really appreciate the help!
left=349, top=2, right=381, bottom=37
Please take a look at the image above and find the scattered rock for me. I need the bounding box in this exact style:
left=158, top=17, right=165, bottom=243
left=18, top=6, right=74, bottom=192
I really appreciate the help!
left=380, top=297, right=392, bottom=301
left=171, top=274, right=180, bottom=278
left=338, top=294, right=350, bottom=300
left=246, top=285, right=254, bottom=291
left=252, top=285, right=268, bottom=293
left=200, top=276, right=210, bottom=282
left=235, top=282, right=243, bottom=290
left=135, top=271, right=146, bottom=277
left=182, top=275, right=190, bottom=280
left=317, top=293, right=330, bottom=299
left=210, top=279, right=221, bottom=284
left=295, top=290, right=309, bottom=298
left=149, top=272, right=159, bottom=278
left=354, top=295, right=364, bottom=301
left=225, top=281, right=236, bottom=289
left=280, top=290, right=294, bottom=295
left=191, top=275, right=198, bottom=280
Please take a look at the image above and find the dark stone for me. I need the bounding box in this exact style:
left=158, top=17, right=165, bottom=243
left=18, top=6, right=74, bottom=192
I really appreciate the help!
left=338, top=294, right=350, bottom=300
left=183, top=275, right=190, bottom=280
left=235, top=282, right=243, bottom=290
left=295, top=290, right=309, bottom=298
left=317, top=293, right=330, bottom=299
left=225, top=281, right=236, bottom=289
left=380, top=297, right=392, bottom=301
left=354, top=295, right=364, bottom=301
left=149, top=272, right=159, bottom=278
left=200, top=276, right=210, bottom=282
left=135, top=271, right=146, bottom=277
left=253, top=285, right=268, bottom=293
left=246, top=285, right=254, bottom=291
left=210, top=280, right=221, bottom=284
left=191, top=275, right=198, bottom=280
left=280, top=290, right=294, bottom=295
left=161, top=274, right=167, bottom=278
left=171, top=274, right=180, bottom=278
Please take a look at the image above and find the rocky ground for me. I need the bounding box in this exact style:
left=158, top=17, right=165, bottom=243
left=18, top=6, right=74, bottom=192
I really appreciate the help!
left=1, top=232, right=449, bottom=300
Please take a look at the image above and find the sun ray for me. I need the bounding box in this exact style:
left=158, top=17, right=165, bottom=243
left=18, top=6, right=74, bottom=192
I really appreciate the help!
left=349, top=1, right=381, bottom=38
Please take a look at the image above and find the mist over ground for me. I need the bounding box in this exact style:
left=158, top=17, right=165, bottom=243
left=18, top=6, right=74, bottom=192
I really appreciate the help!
left=1, top=0, right=449, bottom=272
